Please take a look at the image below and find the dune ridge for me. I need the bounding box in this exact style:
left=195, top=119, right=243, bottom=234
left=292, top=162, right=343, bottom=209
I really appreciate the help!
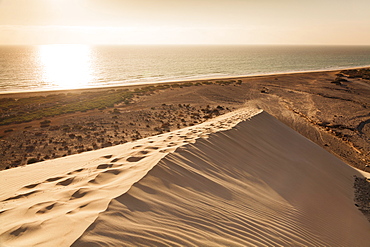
left=0, top=108, right=260, bottom=247
left=73, top=111, right=370, bottom=246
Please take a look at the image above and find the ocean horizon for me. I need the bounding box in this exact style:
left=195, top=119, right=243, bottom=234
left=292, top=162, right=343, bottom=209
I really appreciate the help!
left=1, top=45, right=370, bottom=93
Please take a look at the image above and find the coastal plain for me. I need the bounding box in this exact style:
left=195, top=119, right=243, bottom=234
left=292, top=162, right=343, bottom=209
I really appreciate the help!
left=0, top=68, right=370, bottom=246
left=1, top=68, right=369, bottom=171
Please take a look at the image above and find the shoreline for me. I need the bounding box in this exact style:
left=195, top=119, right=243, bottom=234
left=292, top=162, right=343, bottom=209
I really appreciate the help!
left=1, top=65, right=369, bottom=97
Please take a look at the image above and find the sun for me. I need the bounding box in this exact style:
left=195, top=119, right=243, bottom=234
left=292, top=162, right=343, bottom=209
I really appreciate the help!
left=38, top=44, right=94, bottom=89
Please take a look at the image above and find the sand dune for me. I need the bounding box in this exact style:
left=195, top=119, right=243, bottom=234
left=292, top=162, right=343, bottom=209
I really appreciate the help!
left=0, top=108, right=259, bottom=247
left=72, top=111, right=370, bottom=246
left=1, top=109, right=370, bottom=246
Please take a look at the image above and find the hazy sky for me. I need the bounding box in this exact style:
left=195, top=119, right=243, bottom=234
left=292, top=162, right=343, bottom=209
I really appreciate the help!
left=0, top=0, right=369, bottom=45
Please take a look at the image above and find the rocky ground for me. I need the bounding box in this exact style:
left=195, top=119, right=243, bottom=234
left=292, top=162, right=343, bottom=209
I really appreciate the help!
left=354, top=175, right=370, bottom=222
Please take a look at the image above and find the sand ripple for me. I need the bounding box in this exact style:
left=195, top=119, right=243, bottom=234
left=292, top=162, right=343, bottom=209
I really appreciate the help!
left=73, top=111, right=370, bottom=246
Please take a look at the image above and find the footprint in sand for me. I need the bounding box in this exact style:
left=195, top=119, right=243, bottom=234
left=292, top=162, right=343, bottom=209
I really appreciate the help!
left=24, top=183, right=39, bottom=189
left=145, top=147, right=159, bottom=150
left=46, top=176, right=64, bottom=183
left=71, top=188, right=90, bottom=199
left=89, top=169, right=121, bottom=184
left=126, top=156, right=146, bottom=162
left=125, top=147, right=156, bottom=162
left=36, top=203, right=56, bottom=214
left=67, top=168, right=85, bottom=175
left=97, top=164, right=113, bottom=169
left=29, top=201, right=53, bottom=210
left=56, top=177, right=74, bottom=186
left=3, top=190, right=40, bottom=202
left=127, top=156, right=145, bottom=162
left=111, top=157, right=124, bottom=163
left=167, top=142, right=177, bottom=147
left=66, top=203, right=89, bottom=215
left=9, top=226, right=28, bottom=237
left=101, top=155, right=113, bottom=159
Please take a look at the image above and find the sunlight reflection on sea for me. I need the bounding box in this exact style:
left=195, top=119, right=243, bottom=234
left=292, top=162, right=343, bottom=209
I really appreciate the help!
left=38, top=44, right=94, bottom=90
left=0, top=45, right=369, bottom=92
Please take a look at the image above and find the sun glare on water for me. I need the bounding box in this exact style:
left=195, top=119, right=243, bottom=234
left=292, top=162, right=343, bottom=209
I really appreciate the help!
left=38, top=44, right=94, bottom=89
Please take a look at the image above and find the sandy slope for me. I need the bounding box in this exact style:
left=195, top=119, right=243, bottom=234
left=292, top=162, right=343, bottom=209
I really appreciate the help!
left=73, top=111, right=370, bottom=246
left=0, top=108, right=259, bottom=247
left=1, top=109, right=370, bottom=246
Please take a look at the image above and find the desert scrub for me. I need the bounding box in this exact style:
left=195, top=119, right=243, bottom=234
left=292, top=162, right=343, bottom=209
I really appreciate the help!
left=215, top=80, right=236, bottom=85
left=354, top=175, right=370, bottom=222
left=182, top=82, right=194, bottom=87
left=27, top=157, right=39, bottom=164
left=341, top=68, right=370, bottom=80
left=0, top=90, right=134, bottom=125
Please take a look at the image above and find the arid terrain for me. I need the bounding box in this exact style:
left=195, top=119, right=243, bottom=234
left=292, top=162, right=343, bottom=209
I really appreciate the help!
left=1, top=69, right=370, bottom=246
left=1, top=68, right=370, bottom=171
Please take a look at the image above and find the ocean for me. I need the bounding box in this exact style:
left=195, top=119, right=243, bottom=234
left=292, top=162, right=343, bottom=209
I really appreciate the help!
left=0, top=45, right=370, bottom=93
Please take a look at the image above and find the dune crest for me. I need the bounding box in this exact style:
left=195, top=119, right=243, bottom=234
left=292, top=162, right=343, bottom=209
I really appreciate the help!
left=0, top=108, right=260, bottom=247
left=73, top=111, right=370, bottom=246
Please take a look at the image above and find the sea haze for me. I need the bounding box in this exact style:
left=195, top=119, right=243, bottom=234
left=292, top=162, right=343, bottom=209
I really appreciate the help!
left=0, top=45, right=369, bottom=92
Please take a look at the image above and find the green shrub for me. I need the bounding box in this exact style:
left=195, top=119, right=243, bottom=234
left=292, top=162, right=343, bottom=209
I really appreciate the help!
left=183, top=82, right=193, bottom=87
left=0, top=90, right=134, bottom=125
